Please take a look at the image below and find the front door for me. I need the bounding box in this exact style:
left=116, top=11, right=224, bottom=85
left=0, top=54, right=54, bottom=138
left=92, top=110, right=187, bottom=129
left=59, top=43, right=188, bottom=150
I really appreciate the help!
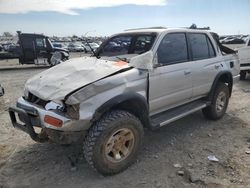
left=149, top=33, right=193, bottom=115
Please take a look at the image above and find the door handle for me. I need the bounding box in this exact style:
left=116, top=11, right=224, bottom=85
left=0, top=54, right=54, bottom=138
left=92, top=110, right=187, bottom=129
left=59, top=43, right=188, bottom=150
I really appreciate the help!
left=184, top=70, right=191, bottom=75
left=215, top=65, right=220, bottom=69
left=230, top=61, right=234, bottom=68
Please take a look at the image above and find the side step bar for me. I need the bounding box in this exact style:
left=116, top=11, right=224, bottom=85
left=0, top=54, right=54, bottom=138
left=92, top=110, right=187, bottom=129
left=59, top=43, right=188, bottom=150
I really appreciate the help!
left=150, top=100, right=209, bottom=129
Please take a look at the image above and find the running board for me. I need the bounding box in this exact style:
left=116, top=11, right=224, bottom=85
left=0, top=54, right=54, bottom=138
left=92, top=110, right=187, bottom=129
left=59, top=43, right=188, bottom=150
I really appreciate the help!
left=150, top=100, right=209, bottom=129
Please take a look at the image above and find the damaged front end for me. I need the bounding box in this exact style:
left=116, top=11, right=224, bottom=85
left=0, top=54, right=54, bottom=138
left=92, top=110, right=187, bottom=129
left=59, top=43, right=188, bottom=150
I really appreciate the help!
left=8, top=52, right=152, bottom=144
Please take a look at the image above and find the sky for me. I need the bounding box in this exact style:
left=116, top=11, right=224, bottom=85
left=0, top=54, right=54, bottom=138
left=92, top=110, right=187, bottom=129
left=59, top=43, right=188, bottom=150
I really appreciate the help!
left=0, top=0, right=249, bottom=37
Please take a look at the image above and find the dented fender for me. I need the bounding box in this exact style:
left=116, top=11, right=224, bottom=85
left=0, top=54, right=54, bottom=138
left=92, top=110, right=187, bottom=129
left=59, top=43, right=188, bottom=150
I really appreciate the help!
left=65, top=68, right=148, bottom=130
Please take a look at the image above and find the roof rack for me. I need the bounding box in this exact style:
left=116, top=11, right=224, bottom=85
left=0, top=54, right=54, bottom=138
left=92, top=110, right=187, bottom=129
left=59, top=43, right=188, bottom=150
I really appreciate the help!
left=188, top=24, right=210, bottom=30
left=125, top=27, right=167, bottom=31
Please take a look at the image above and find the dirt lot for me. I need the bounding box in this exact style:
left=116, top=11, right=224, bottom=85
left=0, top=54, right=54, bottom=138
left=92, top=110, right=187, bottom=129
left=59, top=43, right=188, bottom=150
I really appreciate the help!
left=0, top=57, right=250, bottom=188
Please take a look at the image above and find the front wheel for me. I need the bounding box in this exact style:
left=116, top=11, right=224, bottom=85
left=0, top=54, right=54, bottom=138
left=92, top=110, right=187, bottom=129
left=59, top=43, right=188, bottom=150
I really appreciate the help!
left=83, top=110, right=144, bottom=175
left=202, top=82, right=229, bottom=120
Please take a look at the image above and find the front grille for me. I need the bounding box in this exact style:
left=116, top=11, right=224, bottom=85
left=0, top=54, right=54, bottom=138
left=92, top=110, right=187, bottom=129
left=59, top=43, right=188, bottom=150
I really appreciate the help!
left=26, top=92, right=48, bottom=108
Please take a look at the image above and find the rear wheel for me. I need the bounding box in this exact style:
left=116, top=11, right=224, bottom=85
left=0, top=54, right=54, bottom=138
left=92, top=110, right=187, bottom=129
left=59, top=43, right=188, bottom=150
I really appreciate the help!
left=240, top=71, right=247, bottom=80
left=203, top=82, right=229, bottom=120
left=84, top=110, right=144, bottom=175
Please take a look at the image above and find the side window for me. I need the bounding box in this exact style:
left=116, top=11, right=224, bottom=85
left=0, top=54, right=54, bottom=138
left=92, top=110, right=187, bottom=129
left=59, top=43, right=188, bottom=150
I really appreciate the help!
left=157, top=33, right=188, bottom=65
left=189, top=33, right=209, bottom=60
left=206, top=37, right=216, bottom=57
left=189, top=33, right=216, bottom=60
left=35, top=38, right=45, bottom=48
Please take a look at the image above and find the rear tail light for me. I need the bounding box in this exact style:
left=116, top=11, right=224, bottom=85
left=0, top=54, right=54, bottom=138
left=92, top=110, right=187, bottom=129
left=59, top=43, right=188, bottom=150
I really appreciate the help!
left=44, top=115, right=63, bottom=127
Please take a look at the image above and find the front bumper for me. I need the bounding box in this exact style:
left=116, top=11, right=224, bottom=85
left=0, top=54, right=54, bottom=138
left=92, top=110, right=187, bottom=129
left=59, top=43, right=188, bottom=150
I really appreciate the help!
left=9, top=106, right=48, bottom=142
left=8, top=97, right=87, bottom=143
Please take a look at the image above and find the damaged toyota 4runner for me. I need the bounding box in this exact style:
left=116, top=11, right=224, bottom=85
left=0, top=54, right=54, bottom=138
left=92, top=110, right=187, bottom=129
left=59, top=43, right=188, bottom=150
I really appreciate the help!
left=9, top=27, right=240, bottom=175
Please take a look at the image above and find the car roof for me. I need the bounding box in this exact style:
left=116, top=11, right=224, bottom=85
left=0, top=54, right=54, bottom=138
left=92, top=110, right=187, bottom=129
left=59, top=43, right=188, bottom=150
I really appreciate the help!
left=118, top=27, right=211, bottom=35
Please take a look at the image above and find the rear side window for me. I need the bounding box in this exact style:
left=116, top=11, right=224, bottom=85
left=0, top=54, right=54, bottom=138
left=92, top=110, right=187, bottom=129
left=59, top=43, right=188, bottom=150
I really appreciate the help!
left=189, top=33, right=216, bottom=60
left=157, top=33, right=188, bottom=65
left=207, top=37, right=216, bottom=57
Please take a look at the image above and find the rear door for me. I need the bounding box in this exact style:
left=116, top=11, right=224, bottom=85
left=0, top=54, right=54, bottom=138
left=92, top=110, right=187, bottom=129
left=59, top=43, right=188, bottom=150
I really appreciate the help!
left=149, top=33, right=193, bottom=115
left=187, top=33, right=221, bottom=98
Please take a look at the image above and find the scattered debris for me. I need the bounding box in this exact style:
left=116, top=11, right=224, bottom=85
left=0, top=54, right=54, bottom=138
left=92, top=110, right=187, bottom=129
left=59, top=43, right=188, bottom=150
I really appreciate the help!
left=187, top=163, right=193, bottom=168
left=207, top=155, right=219, bottom=162
left=189, top=173, right=204, bottom=184
left=188, top=153, right=194, bottom=159
left=70, top=166, right=77, bottom=172
left=177, top=170, right=185, bottom=176
left=245, top=150, right=250, bottom=154
left=153, top=154, right=159, bottom=159
left=173, top=163, right=182, bottom=168
left=155, top=181, right=162, bottom=187
left=242, top=89, right=250, bottom=93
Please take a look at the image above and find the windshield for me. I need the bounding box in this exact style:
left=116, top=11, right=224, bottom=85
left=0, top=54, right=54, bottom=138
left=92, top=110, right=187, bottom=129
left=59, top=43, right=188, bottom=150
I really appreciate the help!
left=97, top=33, right=156, bottom=57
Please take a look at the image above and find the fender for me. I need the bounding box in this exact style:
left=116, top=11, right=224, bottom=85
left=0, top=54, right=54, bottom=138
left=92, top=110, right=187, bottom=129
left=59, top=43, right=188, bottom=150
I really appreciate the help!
left=92, top=92, right=150, bottom=127
left=208, top=71, right=233, bottom=101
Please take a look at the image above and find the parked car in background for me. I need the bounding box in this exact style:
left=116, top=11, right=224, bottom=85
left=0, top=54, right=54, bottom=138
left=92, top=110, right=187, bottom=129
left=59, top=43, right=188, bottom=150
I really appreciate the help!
left=0, top=84, right=4, bottom=97
left=237, top=36, right=250, bottom=80
left=2, top=43, right=14, bottom=51
left=7, top=44, right=20, bottom=54
left=52, top=43, right=68, bottom=50
left=67, top=43, right=85, bottom=52
left=0, top=31, right=69, bottom=66
left=221, top=36, right=245, bottom=44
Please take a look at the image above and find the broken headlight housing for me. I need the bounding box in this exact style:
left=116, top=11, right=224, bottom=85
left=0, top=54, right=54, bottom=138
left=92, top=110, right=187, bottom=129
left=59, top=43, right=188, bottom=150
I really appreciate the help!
left=65, top=104, right=80, bottom=120
left=45, top=101, right=65, bottom=111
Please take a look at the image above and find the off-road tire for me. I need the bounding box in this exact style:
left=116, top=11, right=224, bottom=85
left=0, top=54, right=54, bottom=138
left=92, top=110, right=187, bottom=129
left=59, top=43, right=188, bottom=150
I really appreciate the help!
left=203, top=82, right=229, bottom=120
left=240, top=71, right=246, bottom=80
left=83, top=110, right=144, bottom=175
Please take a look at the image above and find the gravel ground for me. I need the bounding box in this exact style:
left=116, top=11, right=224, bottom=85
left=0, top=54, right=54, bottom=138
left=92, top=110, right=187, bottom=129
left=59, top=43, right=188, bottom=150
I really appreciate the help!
left=0, top=57, right=250, bottom=188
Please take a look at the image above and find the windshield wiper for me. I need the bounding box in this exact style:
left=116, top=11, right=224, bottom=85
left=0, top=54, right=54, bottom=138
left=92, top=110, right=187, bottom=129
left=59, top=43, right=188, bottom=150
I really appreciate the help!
left=116, top=56, right=128, bottom=62
left=85, top=39, right=99, bottom=58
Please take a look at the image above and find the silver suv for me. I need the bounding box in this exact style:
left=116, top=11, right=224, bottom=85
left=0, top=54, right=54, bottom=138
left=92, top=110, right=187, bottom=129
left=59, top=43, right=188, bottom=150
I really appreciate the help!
left=9, top=27, right=240, bottom=175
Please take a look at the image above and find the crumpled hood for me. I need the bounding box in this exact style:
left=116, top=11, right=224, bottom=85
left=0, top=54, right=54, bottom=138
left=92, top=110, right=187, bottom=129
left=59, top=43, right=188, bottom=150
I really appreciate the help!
left=25, top=57, right=130, bottom=101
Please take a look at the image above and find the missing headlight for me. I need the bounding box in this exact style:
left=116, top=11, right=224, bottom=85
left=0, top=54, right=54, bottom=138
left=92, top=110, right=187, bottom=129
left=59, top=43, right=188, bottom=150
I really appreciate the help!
left=65, top=104, right=80, bottom=120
